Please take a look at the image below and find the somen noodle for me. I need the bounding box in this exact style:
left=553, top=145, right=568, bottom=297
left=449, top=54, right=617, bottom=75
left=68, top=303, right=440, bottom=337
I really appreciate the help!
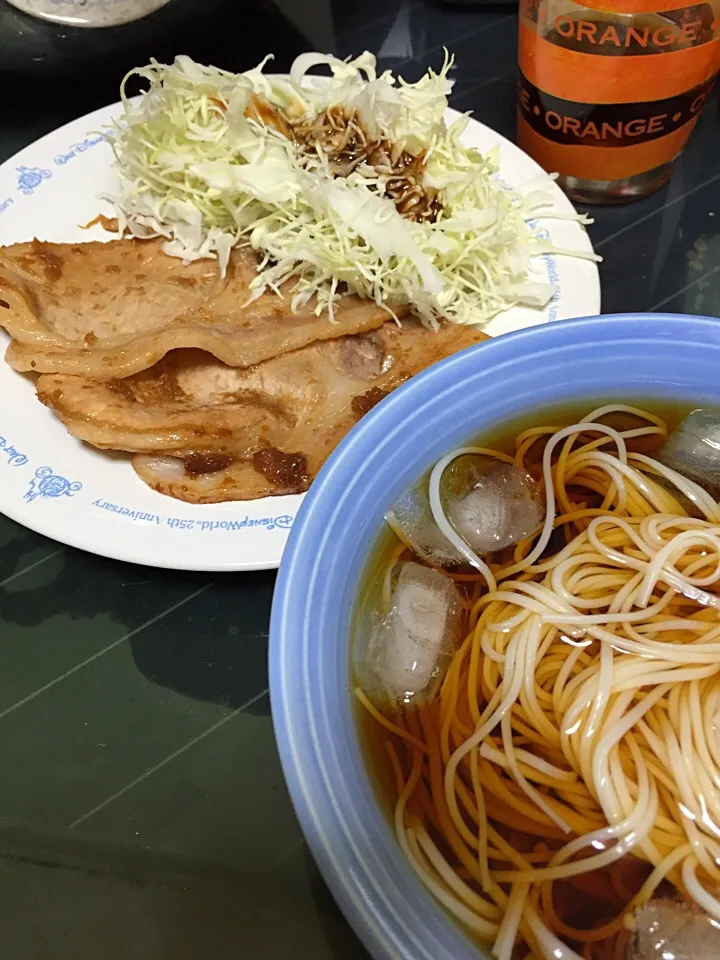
left=356, top=404, right=720, bottom=960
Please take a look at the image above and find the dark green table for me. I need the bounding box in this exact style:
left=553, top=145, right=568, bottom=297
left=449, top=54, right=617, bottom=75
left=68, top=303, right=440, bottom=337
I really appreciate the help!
left=1, top=0, right=719, bottom=955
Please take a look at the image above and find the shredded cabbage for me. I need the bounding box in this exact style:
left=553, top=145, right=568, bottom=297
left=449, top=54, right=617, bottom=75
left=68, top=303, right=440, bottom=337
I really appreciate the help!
left=107, top=51, right=597, bottom=326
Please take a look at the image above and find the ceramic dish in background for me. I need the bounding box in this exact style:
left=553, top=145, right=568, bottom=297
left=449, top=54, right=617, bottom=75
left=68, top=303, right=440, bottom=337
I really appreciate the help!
left=269, top=313, right=720, bottom=960
left=5, top=0, right=171, bottom=27
left=0, top=100, right=599, bottom=571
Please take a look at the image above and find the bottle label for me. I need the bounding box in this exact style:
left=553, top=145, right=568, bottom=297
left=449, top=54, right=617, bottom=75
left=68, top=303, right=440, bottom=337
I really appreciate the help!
left=518, top=71, right=714, bottom=147
left=517, top=0, right=720, bottom=180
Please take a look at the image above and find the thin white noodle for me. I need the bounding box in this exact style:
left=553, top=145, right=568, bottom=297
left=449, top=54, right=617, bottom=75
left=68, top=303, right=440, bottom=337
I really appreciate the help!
left=414, top=826, right=500, bottom=923
left=406, top=829, right=499, bottom=936
left=366, top=406, right=720, bottom=960
left=479, top=742, right=578, bottom=782
left=631, top=452, right=720, bottom=521
left=427, top=447, right=502, bottom=589
left=492, top=881, right=529, bottom=960
left=682, top=855, right=720, bottom=921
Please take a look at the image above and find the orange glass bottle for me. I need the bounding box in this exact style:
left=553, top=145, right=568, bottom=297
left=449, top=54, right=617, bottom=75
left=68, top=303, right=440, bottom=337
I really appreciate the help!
left=517, top=0, right=720, bottom=201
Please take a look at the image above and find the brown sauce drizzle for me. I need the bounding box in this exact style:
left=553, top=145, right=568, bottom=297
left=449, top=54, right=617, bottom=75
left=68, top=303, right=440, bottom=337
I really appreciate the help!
left=184, top=453, right=234, bottom=476
left=246, top=98, right=443, bottom=224
left=351, top=386, right=390, bottom=419
left=252, top=448, right=309, bottom=491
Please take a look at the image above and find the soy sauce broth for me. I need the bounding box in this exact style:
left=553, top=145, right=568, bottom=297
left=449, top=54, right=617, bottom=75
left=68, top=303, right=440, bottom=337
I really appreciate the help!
left=352, top=395, right=713, bottom=958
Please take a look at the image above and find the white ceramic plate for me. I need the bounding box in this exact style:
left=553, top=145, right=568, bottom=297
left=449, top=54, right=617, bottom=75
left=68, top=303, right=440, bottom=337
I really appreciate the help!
left=0, top=101, right=600, bottom=571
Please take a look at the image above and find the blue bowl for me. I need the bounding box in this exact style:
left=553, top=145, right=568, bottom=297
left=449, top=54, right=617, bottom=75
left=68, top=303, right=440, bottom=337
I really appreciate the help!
left=269, top=313, right=720, bottom=960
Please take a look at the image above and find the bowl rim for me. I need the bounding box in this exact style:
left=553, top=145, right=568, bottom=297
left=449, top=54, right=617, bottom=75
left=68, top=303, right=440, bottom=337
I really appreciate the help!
left=270, top=312, right=720, bottom=960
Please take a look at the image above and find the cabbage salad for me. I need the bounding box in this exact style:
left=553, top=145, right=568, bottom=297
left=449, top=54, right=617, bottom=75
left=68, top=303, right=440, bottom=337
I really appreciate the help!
left=107, top=51, right=596, bottom=326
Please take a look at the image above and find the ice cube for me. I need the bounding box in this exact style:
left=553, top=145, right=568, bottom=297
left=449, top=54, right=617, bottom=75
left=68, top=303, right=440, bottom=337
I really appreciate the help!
left=630, top=899, right=720, bottom=959
left=387, top=460, right=543, bottom=566
left=389, top=483, right=463, bottom=566
left=360, top=561, right=463, bottom=705
left=659, top=409, right=720, bottom=493
left=448, top=462, right=544, bottom=555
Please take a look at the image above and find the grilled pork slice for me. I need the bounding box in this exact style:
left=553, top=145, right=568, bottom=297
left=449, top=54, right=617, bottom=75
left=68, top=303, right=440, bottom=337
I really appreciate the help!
left=37, top=318, right=489, bottom=503
left=0, top=237, right=401, bottom=379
